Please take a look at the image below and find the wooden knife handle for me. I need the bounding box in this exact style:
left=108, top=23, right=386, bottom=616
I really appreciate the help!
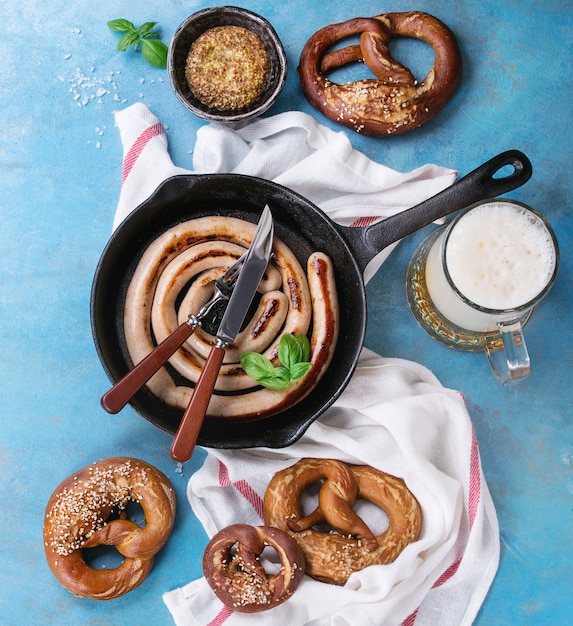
left=170, top=345, right=225, bottom=463
left=101, top=321, right=196, bottom=414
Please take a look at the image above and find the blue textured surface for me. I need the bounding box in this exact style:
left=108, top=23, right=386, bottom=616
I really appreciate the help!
left=1, top=1, right=572, bottom=624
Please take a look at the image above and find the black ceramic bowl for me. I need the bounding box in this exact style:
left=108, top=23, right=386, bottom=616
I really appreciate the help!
left=168, top=6, right=287, bottom=124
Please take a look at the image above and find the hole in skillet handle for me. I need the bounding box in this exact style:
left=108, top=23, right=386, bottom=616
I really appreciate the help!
left=351, top=150, right=533, bottom=268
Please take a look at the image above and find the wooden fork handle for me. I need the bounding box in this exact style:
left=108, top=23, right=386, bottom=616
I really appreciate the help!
left=101, top=321, right=196, bottom=414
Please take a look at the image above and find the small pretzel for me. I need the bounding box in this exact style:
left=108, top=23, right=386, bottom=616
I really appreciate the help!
left=298, top=11, right=462, bottom=136
left=43, top=457, right=176, bottom=599
left=203, top=524, right=305, bottom=612
left=264, top=458, right=422, bottom=585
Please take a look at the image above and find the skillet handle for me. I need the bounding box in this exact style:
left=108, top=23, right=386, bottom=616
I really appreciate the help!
left=355, top=150, right=532, bottom=269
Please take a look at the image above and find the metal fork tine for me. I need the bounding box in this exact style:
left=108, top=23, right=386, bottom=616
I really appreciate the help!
left=218, top=252, right=246, bottom=289
left=222, top=260, right=243, bottom=283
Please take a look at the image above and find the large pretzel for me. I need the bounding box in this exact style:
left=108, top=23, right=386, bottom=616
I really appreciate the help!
left=264, top=458, right=422, bottom=585
left=43, top=457, right=176, bottom=599
left=298, top=11, right=462, bottom=136
left=202, top=524, right=305, bottom=612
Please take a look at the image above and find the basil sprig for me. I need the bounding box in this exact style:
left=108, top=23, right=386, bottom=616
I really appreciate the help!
left=240, top=334, right=313, bottom=390
left=107, top=19, right=168, bottom=68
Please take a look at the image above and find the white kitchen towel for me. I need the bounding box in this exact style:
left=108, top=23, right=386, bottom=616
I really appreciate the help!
left=162, top=350, right=499, bottom=626
left=112, top=104, right=498, bottom=625
left=113, top=103, right=457, bottom=282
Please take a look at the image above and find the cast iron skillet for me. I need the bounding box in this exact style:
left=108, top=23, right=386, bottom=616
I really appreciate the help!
left=91, top=150, right=531, bottom=448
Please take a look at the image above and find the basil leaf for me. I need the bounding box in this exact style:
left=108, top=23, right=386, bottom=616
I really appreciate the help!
left=240, top=352, right=276, bottom=379
left=117, top=31, right=140, bottom=52
left=290, top=361, right=313, bottom=380
left=241, top=333, right=314, bottom=389
left=294, top=334, right=311, bottom=362
left=257, top=368, right=291, bottom=390
left=107, top=19, right=136, bottom=33
left=137, top=21, right=158, bottom=36
left=141, top=39, right=168, bottom=68
left=278, top=333, right=302, bottom=371
left=108, top=19, right=168, bottom=68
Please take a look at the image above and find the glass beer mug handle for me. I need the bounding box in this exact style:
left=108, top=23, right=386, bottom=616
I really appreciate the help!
left=485, top=321, right=530, bottom=385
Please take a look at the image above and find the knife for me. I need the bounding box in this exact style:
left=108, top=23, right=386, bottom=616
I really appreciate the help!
left=170, top=205, right=275, bottom=462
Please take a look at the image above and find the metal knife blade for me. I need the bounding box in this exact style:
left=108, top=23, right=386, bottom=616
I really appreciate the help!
left=170, top=205, right=274, bottom=462
left=216, top=205, right=274, bottom=345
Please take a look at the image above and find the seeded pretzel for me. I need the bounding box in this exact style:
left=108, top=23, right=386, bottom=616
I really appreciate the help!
left=43, top=457, right=176, bottom=599
left=298, top=11, right=462, bottom=136
left=264, top=458, right=422, bottom=585
left=203, top=524, right=305, bottom=612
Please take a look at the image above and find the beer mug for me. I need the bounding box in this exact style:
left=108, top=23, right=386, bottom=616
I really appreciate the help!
left=407, top=199, right=559, bottom=385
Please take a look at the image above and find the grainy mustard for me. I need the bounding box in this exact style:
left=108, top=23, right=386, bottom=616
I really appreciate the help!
left=185, top=25, right=270, bottom=111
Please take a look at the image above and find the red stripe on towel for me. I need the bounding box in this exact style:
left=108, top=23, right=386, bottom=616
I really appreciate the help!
left=234, top=479, right=265, bottom=521
left=349, top=215, right=380, bottom=228
left=402, top=558, right=463, bottom=623
left=433, top=559, right=462, bottom=587
left=468, top=426, right=481, bottom=528
left=402, top=420, right=482, bottom=624
left=218, top=459, right=232, bottom=486
left=207, top=605, right=233, bottom=626
left=121, top=122, right=164, bottom=184
left=218, top=461, right=264, bottom=521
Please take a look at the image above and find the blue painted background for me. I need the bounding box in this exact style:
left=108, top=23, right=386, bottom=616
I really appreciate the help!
left=1, top=0, right=571, bottom=623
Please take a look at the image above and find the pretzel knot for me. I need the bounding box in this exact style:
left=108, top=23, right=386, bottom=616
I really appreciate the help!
left=264, top=458, right=422, bottom=585
left=202, top=524, right=305, bottom=612
left=43, top=457, right=176, bottom=599
left=298, top=11, right=462, bottom=136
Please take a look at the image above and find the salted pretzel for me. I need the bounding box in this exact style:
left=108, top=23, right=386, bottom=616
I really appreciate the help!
left=43, top=457, right=176, bottom=599
left=298, top=11, right=462, bottom=136
left=264, top=458, right=422, bottom=585
left=203, top=524, right=305, bottom=612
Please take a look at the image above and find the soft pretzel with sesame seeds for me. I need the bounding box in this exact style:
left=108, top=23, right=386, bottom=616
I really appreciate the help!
left=202, top=524, right=305, bottom=612
left=263, top=458, right=422, bottom=585
left=43, top=457, right=176, bottom=599
left=298, top=11, right=462, bottom=136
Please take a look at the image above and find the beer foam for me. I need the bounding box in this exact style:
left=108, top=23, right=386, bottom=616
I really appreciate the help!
left=445, top=202, right=557, bottom=310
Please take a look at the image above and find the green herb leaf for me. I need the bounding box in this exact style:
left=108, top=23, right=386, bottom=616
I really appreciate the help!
left=107, top=19, right=136, bottom=33
left=278, top=333, right=302, bottom=372
left=240, top=352, right=276, bottom=380
left=257, top=368, right=291, bottom=390
left=294, top=334, right=311, bottom=362
left=290, top=361, right=313, bottom=380
left=107, top=18, right=168, bottom=68
left=240, top=333, right=313, bottom=390
left=137, top=21, right=158, bottom=36
left=141, top=39, right=168, bottom=68
left=117, top=31, right=140, bottom=52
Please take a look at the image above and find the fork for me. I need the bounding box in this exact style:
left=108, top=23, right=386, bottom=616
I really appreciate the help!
left=100, top=253, right=246, bottom=414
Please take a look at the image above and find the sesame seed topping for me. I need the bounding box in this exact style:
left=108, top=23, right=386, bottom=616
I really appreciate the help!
left=45, top=460, right=149, bottom=556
